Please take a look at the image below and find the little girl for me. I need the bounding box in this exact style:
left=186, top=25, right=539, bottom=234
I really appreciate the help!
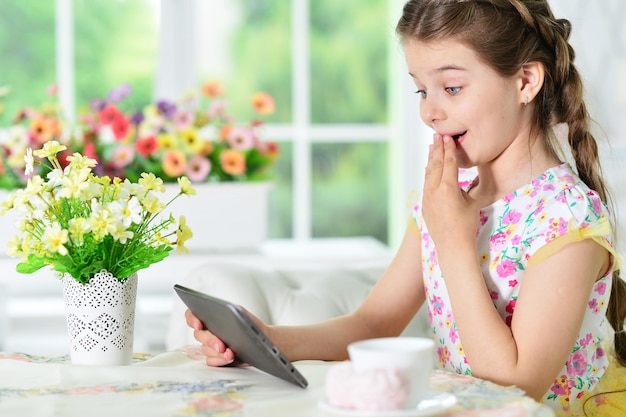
left=187, top=1, right=626, bottom=415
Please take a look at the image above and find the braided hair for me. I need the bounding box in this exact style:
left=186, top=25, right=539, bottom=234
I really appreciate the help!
left=396, top=0, right=626, bottom=367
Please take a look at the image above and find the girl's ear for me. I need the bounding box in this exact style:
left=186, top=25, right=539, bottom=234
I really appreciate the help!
left=518, top=61, right=545, bottom=105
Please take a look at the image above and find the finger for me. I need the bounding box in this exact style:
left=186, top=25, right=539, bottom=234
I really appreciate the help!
left=424, top=133, right=444, bottom=190
left=441, top=135, right=459, bottom=185
left=203, top=349, right=236, bottom=367
left=192, top=328, right=226, bottom=352
left=185, top=309, right=204, bottom=330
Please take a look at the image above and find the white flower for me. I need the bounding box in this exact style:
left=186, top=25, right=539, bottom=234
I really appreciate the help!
left=23, top=148, right=34, bottom=176
left=111, top=224, right=134, bottom=244
left=88, top=208, right=118, bottom=241
left=46, top=168, right=64, bottom=188
left=59, top=169, right=90, bottom=199
left=98, top=124, right=116, bottom=144
left=109, top=196, right=143, bottom=228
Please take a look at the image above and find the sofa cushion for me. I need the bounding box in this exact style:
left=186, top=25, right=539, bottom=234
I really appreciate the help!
left=166, top=262, right=431, bottom=350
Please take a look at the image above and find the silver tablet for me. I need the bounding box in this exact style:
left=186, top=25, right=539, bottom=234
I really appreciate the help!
left=173, top=284, right=308, bottom=388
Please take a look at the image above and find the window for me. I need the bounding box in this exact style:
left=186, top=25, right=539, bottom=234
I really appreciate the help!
left=1, top=0, right=421, bottom=248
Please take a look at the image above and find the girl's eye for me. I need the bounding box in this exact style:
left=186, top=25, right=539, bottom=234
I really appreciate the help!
left=415, top=89, right=427, bottom=98
left=446, top=86, right=461, bottom=95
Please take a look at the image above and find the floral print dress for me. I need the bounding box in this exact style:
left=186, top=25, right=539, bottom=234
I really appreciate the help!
left=411, top=163, right=617, bottom=415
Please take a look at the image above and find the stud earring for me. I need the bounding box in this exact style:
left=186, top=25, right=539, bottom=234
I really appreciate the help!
left=524, top=96, right=529, bottom=106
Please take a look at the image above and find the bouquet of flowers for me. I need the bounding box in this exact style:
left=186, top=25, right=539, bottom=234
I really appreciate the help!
left=76, top=81, right=280, bottom=184
left=0, top=140, right=195, bottom=284
left=0, top=85, right=71, bottom=191
left=0, top=81, right=280, bottom=191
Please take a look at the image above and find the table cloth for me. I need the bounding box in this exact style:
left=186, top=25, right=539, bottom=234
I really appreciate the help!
left=0, top=346, right=555, bottom=417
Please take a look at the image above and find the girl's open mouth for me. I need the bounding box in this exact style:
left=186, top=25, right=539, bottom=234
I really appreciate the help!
left=452, top=131, right=467, bottom=144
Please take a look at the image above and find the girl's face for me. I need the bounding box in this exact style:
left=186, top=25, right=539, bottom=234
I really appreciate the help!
left=404, top=39, right=530, bottom=169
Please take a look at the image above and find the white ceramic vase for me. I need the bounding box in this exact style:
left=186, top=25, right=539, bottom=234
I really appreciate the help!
left=62, top=269, right=138, bottom=365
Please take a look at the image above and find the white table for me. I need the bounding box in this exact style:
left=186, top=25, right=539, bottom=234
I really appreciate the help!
left=0, top=348, right=556, bottom=417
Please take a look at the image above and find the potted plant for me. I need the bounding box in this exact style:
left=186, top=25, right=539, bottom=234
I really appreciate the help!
left=0, top=140, right=195, bottom=365
left=74, top=81, right=279, bottom=250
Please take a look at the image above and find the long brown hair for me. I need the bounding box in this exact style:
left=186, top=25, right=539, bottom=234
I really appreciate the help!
left=396, top=0, right=626, bottom=366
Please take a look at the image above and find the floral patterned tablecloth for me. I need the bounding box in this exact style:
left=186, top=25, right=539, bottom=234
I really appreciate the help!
left=0, top=347, right=554, bottom=417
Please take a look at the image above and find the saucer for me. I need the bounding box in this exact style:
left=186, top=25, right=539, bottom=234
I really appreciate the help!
left=318, top=391, right=457, bottom=416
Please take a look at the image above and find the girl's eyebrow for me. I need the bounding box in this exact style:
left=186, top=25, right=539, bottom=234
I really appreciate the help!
left=408, top=65, right=467, bottom=79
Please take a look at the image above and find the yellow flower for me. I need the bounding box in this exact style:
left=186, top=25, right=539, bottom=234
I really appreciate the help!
left=178, top=128, right=204, bottom=154
left=68, top=217, right=91, bottom=244
left=59, top=169, right=90, bottom=199
left=6, top=235, right=23, bottom=258
left=139, top=172, right=165, bottom=193
left=141, top=193, right=165, bottom=214
left=88, top=209, right=117, bottom=241
left=33, top=141, right=67, bottom=159
left=157, top=133, right=176, bottom=150
left=177, top=176, right=196, bottom=196
left=175, top=216, right=193, bottom=254
left=66, top=152, right=97, bottom=170
left=42, top=224, right=69, bottom=256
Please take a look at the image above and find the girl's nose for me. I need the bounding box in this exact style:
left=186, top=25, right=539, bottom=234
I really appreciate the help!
left=420, top=97, right=445, bottom=127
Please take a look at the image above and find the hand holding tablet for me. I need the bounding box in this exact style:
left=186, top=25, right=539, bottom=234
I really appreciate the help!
left=174, top=284, right=308, bottom=388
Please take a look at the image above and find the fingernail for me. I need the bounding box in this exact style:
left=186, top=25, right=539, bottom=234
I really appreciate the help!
left=428, top=144, right=434, bottom=153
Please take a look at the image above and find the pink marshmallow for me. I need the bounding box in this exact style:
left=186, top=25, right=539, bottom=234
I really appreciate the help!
left=325, top=361, right=409, bottom=411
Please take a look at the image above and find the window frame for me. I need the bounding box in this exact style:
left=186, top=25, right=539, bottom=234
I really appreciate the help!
left=54, top=0, right=431, bottom=249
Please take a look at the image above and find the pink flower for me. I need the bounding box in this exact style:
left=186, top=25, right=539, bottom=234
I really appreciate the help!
left=490, top=232, right=507, bottom=251
left=449, top=327, right=458, bottom=343
left=185, top=155, right=211, bottom=182
left=172, top=109, right=194, bottom=130
left=496, top=259, right=517, bottom=278
left=588, top=299, right=600, bottom=314
left=227, top=126, right=256, bottom=150
left=110, top=145, right=135, bottom=169
left=579, top=333, right=593, bottom=347
left=432, top=295, right=444, bottom=315
left=567, top=350, right=588, bottom=376
left=502, top=210, right=522, bottom=225
left=594, top=281, right=607, bottom=295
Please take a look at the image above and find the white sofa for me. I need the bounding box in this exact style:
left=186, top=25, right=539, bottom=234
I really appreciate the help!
left=166, top=261, right=431, bottom=350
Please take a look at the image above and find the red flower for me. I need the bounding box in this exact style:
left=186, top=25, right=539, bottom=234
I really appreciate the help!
left=135, top=136, right=158, bottom=157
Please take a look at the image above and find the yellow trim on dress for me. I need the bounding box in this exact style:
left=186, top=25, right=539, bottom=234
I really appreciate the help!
left=407, top=215, right=420, bottom=237
left=528, top=216, right=623, bottom=271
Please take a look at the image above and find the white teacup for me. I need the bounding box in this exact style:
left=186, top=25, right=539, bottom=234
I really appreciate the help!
left=347, top=337, right=435, bottom=409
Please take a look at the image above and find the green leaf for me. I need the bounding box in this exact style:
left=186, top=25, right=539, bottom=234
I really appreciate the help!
left=16, top=254, right=47, bottom=274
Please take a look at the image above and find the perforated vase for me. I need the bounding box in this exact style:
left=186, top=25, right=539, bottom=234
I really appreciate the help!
left=62, top=269, right=138, bottom=365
